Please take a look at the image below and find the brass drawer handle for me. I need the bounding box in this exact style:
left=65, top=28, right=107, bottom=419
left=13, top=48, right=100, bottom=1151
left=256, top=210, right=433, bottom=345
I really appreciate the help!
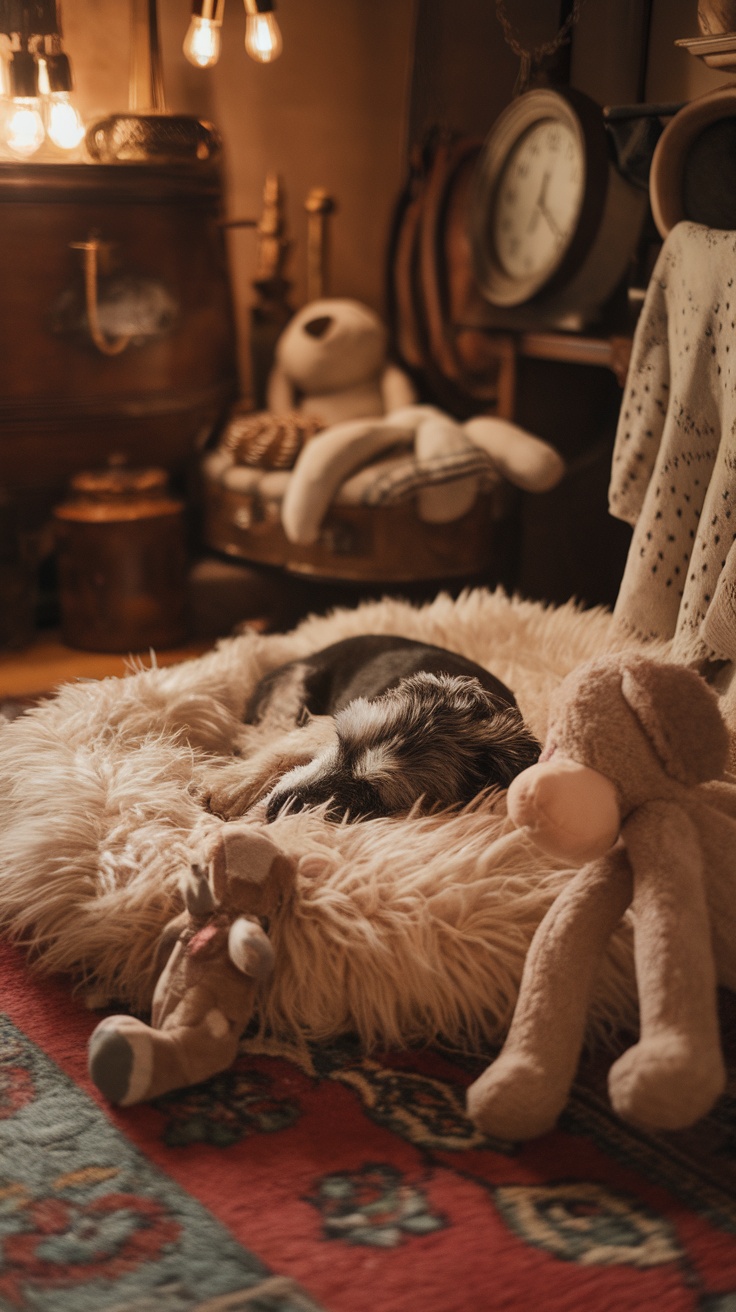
left=70, top=238, right=133, bottom=357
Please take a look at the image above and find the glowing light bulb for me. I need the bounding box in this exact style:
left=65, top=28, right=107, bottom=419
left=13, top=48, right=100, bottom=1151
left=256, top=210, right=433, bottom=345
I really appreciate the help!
left=183, top=14, right=222, bottom=68
left=244, top=10, right=282, bottom=62
left=5, top=99, right=45, bottom=157
left=46, top=94, right=84, bottom=150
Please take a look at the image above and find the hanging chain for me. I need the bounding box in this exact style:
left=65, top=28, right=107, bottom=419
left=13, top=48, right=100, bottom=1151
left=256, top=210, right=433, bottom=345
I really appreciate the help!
left=495, top=0, right=588, bottom=95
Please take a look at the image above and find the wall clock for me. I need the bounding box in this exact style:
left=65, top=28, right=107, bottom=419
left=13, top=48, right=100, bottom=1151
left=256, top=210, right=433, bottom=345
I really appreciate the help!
left=468, top=87, right=647, bottom=329
left=649, top=86, right=736, bottom=238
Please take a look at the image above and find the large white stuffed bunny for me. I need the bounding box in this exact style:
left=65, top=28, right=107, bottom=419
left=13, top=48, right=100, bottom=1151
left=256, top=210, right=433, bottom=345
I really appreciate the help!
left=269, top=298, right=565, bottom=544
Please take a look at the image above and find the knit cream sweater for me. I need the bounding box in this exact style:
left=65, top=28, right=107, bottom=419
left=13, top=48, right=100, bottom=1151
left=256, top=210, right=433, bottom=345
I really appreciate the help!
left=609, top=222, right=736, bottom=666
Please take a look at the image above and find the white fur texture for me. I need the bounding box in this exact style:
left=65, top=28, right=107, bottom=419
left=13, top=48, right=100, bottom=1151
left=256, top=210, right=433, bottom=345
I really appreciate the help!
left=0, top=587, right=649, bottom=1047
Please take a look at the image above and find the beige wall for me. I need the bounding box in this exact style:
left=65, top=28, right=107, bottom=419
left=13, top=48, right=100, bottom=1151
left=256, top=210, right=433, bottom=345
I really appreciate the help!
left=646, top=0, right=734, bottom=101
left=56, top=0, right=736, bottom=392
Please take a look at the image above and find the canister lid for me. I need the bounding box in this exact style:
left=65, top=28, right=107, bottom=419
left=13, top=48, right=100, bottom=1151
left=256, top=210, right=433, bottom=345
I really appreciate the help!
left=70, top=466, right=170, bottom=497
left=54, top=464, right=183, bottom=522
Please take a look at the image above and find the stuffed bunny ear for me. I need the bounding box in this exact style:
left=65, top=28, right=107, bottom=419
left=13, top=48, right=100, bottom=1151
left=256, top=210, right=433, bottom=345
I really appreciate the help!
left=621, top=660, right=729, bottom=786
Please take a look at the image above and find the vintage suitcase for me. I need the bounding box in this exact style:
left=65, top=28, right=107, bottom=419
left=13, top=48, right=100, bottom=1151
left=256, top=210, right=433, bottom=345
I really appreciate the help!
left=202, top=448, right=513, bottom=586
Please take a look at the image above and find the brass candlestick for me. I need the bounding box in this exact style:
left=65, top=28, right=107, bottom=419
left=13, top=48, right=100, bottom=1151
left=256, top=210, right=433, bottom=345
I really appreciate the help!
left=305, top=187, right=335, bottom=303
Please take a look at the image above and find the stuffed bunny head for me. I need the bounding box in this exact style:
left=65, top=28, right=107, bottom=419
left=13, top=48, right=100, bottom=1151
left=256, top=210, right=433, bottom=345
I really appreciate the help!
left=274, top=298, right=388, bottom=397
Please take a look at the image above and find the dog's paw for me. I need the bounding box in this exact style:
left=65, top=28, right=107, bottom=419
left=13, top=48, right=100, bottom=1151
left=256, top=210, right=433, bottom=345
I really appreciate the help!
left=195, top=771, right=265, bottom=821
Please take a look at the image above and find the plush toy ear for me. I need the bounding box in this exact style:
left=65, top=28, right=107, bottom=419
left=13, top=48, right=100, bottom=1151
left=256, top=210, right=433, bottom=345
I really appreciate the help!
left=182, top=864, right=217, bottom=916
left=228, top=917, right=275, bottom=979
left=266, top=360, right=297, bottom=413
left=621, top=660, right=730, bottom=786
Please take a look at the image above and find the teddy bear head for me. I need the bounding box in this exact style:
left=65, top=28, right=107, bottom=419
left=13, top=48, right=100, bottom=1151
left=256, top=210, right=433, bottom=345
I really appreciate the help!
left=273, top=297, right=387, bottom=396
left=507, top=654, right=730, bottom=864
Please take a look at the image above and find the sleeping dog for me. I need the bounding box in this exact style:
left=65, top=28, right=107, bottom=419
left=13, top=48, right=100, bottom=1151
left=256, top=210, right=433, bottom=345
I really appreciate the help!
left=243, top=634, right=540, bottom=822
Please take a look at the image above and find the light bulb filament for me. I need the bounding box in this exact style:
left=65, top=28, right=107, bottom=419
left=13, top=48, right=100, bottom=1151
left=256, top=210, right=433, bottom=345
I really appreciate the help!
left=244, top=10, right=282, bottom=63
left=183, top=15, right=222, bottom=68
left=6, top=99, right=46, bottom=158
left=46, top=95, right=85, bottom=150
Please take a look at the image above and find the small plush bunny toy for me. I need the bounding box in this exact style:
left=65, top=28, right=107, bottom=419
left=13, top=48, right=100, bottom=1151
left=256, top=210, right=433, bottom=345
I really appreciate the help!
left=467, top=653, right=736, bottom=1141
left=88, top=827, right=295, bottom=1106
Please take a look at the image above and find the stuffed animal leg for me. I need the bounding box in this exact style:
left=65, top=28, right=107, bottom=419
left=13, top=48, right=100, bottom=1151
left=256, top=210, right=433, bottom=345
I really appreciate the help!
left=466, top=847, right=633, bottom=1141
left=88, top=826, right=295, bottom=1106
left=607, top=801, right=726, bottom=1129
left=414, top=413, right=481, bottom=524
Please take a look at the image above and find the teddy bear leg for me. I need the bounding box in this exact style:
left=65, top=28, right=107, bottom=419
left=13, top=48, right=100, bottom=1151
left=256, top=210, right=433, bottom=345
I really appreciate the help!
left=88, top=1010, right=244, bottom=1106
left=466, top=849, right=633, bottom=1141
left=608, top=804, right=726, bottom=1130
left=89, top=1013, right=197, bottom=1106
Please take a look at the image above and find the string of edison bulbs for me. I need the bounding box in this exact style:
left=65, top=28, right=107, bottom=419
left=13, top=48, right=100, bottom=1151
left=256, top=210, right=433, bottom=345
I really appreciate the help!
left=0, top=0, right=282, bottom=161
left=183, top=0, right=282, bottom=69
left=0, top=0, right=84, bottom=158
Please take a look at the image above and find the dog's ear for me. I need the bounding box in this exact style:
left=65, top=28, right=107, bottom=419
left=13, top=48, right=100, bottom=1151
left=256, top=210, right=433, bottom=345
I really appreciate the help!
left=475, top=703, right=541, bottom=791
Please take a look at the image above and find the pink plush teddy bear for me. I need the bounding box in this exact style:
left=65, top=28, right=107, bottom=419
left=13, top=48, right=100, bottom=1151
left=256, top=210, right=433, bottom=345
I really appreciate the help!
left=467, top=653, right=736, bottom=1140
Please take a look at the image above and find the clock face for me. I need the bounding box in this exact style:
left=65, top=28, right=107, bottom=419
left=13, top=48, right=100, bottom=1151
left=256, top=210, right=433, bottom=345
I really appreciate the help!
left=492, top=119, right=584, bottom=282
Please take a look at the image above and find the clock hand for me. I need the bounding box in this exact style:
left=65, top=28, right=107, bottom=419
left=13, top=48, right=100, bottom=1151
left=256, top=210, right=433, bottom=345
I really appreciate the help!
left=527, top=170, right=552, bottom=234
left=538, top=199, right=564, bottom=242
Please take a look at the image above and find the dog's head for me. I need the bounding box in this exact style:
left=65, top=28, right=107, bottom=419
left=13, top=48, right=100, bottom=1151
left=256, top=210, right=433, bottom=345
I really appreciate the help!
left=263, top=672, right=540, bottom=823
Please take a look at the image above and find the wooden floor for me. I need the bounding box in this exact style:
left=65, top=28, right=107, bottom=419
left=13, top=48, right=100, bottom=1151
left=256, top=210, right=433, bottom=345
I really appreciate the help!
left=0, top=632, right=216, bottom=698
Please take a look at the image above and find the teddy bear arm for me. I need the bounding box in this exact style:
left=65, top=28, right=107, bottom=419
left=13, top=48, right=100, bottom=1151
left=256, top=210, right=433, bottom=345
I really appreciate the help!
left=608, top=800, right=726, bottom=1129
left=380, top=362, right=417, bottom=411
left=281, top=416, right=416, bottom=545
left=463, top=415, right=565, bottom=493
left=467, top=846, right=633, bottom=1140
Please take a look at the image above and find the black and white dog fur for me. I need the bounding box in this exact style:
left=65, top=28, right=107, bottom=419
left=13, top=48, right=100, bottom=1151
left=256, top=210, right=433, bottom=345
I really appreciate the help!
left=236, top=634, right=540, bottom=823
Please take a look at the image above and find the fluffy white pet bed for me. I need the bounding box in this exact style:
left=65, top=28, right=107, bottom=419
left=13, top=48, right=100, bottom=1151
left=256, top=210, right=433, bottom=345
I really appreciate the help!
left=0, top=587, right=645, bottom=1054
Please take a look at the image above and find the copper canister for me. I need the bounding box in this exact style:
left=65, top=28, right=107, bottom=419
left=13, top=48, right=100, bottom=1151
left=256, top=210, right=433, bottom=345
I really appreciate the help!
left=54, top=466, right=188, bottom=652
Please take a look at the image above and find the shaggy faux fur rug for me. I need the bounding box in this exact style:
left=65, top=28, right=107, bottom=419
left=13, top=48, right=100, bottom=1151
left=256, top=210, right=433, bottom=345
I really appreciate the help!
left=0, top=588, right=646, bottom=1055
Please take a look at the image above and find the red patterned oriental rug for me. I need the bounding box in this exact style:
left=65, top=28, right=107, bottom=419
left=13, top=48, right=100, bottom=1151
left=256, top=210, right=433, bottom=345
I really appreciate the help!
left=2, top=942, right=736, bottom=1312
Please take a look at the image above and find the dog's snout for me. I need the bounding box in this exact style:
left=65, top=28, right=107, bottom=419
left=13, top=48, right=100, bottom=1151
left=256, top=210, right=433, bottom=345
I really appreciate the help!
left=303, top=314, right=333, bottom=339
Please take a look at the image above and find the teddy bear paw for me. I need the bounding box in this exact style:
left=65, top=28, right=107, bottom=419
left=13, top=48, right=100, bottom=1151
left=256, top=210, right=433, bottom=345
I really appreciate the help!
left=466, top=1052, right=570, bottom=1141
left=608, top=1036, right=727, bottom=1130
left=88, top=1015, right=156, bottom=1107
